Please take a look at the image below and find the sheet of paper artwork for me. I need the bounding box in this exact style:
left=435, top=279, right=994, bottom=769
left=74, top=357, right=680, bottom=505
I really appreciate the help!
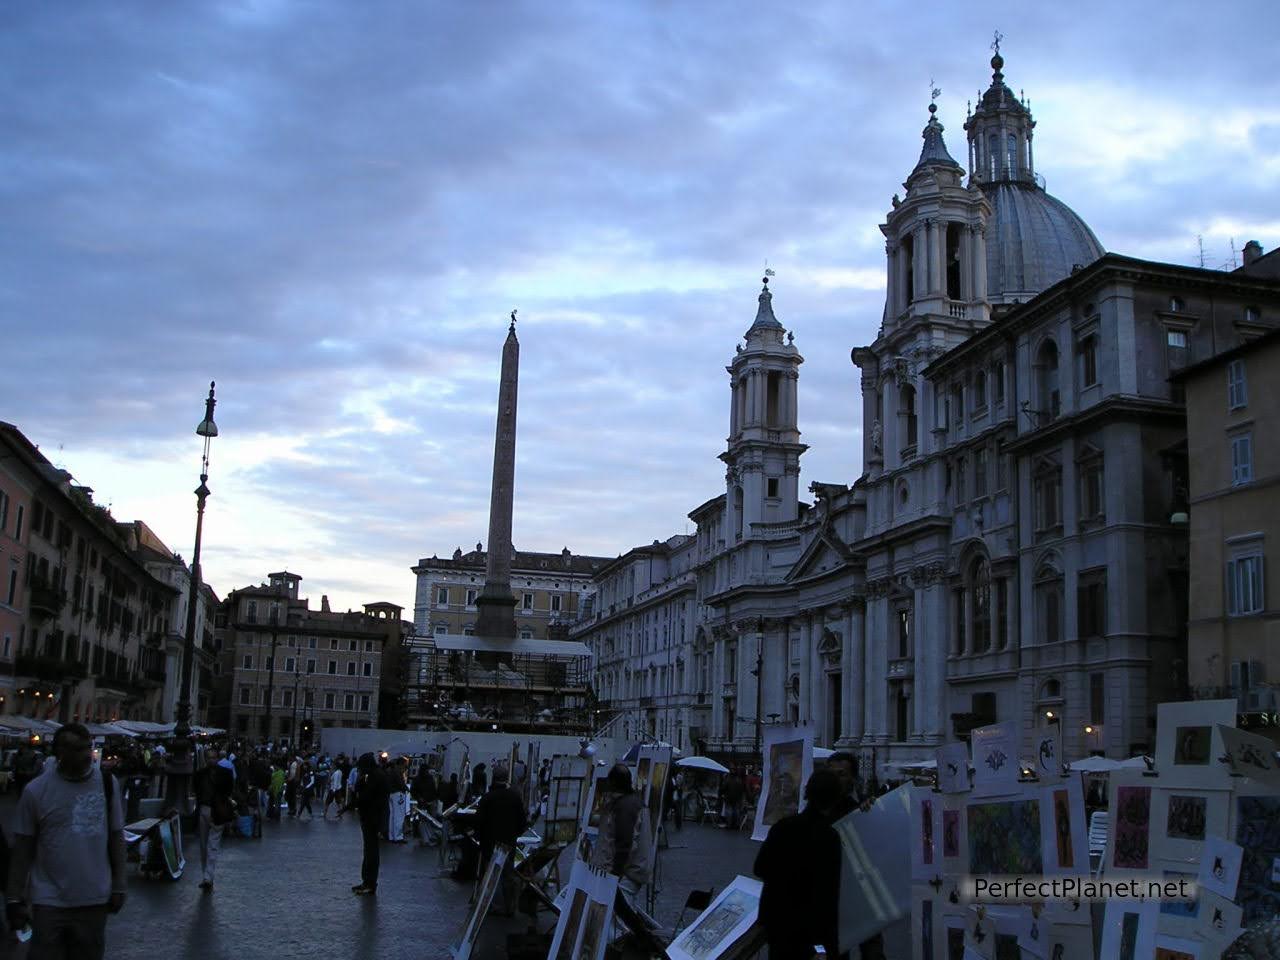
left=638, top=745, right=672, bottom=869
left=942, top=915, right=966, bottom=960
left=1196, top=890, right=1242, bottom=954
left=910, top=785, right=939, bottom=882
left=1105, top=771, right=1153, bottom=877
left=1099, top=899, right=1156, bottom=960
left=1218, top=723, right=1280, bottom=791
left=1042, top=922, right=1092, bottom=960
left=936, top=743, right=970, bottom=794
left=1232, top=786, right=1280, bottom=928
left=1155, top=866, right=1201, bottom=940
left=666, top=875, right=762, bottom=960
left=1154, top=699, right=1236, bottom=788
left=751, top=725, right=813, bottom=842
left=962, top=908, right=993, bottom=960
left=1031, top=726, right=1063, bottom=785
left=966, top=790, right=1044, bottom=877
left=1037, top=776, right=1087, bottom=875
left=834, top=784, right=911, bottom=954
left=940, top=794, right=967, bottom=867
left=970, top=722, right=1020, bottom=798
left=1149, top=787, right=1231, bottom=865
left=1197, top=836, right=1244, bottom=901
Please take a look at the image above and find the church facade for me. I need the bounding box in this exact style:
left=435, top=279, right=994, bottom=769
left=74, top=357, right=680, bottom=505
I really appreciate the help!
left=571, top=51, right=1280, bottom=773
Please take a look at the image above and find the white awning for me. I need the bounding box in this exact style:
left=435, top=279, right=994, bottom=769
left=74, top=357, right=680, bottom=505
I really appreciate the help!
left=430, top=635, right=592, bottom=658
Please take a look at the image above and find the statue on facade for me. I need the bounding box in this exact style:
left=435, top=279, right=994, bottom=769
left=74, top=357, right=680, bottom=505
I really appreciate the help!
left=871, top=419, right=883, bottom=455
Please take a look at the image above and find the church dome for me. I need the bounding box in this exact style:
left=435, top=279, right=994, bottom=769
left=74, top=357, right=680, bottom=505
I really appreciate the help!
left=982, top=180, right=1104, bottom=302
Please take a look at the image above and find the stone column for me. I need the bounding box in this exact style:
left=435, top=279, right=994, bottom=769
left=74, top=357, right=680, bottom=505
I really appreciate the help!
left=913, top=583, right=928, bottom=739
left=913, top=224, right=926, bottom=302
left=788, top=370, right=799, bottom=433
left=974, top=227, right=988, bottom=302
left=848, top=602, right=865, bottom=740
left=864, top=599, right=880, bottom=738
left=798, top=614, right=812, bottom=726
left=885, top=242, right=897, bottom=319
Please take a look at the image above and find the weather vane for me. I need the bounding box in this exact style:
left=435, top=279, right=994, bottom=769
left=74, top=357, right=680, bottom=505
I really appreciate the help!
left=509, top=309, right=517, bottom=332
left=930, top=78, right=941, bottom=105
left=991, top=30, right=1004, bottom=56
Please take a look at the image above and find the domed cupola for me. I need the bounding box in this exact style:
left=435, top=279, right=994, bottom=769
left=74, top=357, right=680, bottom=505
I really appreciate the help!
left=962, top=45, right=1105, bottom=304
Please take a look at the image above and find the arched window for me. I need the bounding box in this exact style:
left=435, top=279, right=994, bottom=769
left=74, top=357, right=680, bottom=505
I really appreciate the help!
left=1039, top=678, right=1062, bottom=701
left=1035, top=556, right=1065, bottom=644
left=1007, top=134, right=1018, bottom=177
left=902, top=233, right=916, bottom=305
left=988, top=134, right=998, bottom=179
left=1036, top=339, right=1061, bottom=424
left=946, top=222, right=963, bottom=300
left=970, top=556, right=992, bottom=653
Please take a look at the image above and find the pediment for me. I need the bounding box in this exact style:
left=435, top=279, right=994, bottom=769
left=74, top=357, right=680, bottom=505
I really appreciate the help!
left=786, top=529, right=853, bottom=583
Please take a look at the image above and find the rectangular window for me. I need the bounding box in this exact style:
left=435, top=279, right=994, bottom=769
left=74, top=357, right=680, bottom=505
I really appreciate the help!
left=364, top=640, right=374, bottom=652
left=330, top=638, right=338, bottom=650
left=896, top=608, right=910, bottom=659
left=463, top=627, right=475, bottom=636
left=955, top=457, right=967, bottom=504
left=951, top=385, right=964, bottom=427
left=551, top=594, right=562, bottom=613
left=285, top=657, right=295, bottom=673
left=349, top=640, right=357, bottom=652
left=327, top=660, right=337, bottom=675
left=308, top=637, right=317, bottom=649
left=1231, top=434, right=1253, bottom=485
left=434, top=625, right=447, bottom=636
left=360, top=694, right=370, bottom=712
left=324, top=693, right=335, bottom=710
left=1079, top=334, right=1098, bottom=387
left=346, top=661, right=355, bottom=676
left=766, top=477, right=779, bottom=498
left=239, top=687, right=250, bottom=705
left=344, top=693, right=355, bottom=711
left=1166, top=328, right=1189, bottom=367
left=1227, top=554, right=1264, bottom=616
left=522, top=592, right=533, bottom=610
left=246, top=600, right=257, bottom=624
left=995, top=579, right=1008, bottom=649
left=994, top=362, right=1006, bottom=404
left=13, top=505, right=23, bottom=540
left=466, top=589, right=478, bottom=606
left=363, top=661, right=372, bottom=677
left=1077, top=572, right=1107, bottom=639
left=242, top=654, right=253, bottom=669
left=306, top=658, right=316, bottom=674
left=974, top=448, right=989, bottom=497
left=1227, top=359, right=1248, bottom=410
left=1090, top=672, right=1105, bottom=725
left=7, top=569, right=17, bottom=607
left=282, top=689, right=293, bottom=708
left=0, top=489, right=8, bottom=532
left=1080, top=458, right=1105, bottom=522
left=1035, top=467, right=1063, bottom=531
left=261, top=688, right=269, bottom=706
left=437, top=587, right=449, bottom=605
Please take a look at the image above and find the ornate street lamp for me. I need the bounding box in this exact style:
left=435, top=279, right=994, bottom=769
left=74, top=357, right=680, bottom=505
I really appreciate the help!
left=168, top=382, right=217, bottom=810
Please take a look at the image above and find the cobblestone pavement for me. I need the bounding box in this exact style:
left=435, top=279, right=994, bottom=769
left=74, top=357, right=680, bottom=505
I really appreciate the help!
left=0, top=801, right=760, bottom=960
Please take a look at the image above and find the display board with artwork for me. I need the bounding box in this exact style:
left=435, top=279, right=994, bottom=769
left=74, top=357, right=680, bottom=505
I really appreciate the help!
left=666, top=875, right=763, bottom=960
left=546, top=859, right=618, bottom=960
left=450, top=844, right=510, bottom=960
left=751, top=725, right=813, bottom=842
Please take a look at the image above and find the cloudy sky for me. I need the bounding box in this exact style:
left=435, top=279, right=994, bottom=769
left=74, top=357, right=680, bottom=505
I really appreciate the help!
left=3, top=2, right=1277, bottom=615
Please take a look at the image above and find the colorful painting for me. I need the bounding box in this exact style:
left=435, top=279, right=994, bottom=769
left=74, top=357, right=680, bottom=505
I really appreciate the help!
left=554, top=889, right=589, bottom=960
left=1113, top=786, right=1151, bottom=870
left=1166, top=794, right=1207, bottom=840
left=762, top=739, right=804, bottom=826
left=1173, top=726, right=1212, bottom=765
left=1052, top=788, right=1073, bottom=868
left=1235, top=794, right=1280, bottom=926
left=942, top=809, right=960, bottom=858
left=574, top=901, right=608, bottom=960
left=966, top=798, right=1043, bottom=876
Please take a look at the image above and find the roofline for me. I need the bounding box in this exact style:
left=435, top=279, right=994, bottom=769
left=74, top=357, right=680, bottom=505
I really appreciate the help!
left=1170, top=324, right=1280, bottom=381
left=688, top=492, right=726, bottom=521
left=924, top=253, right=1280, bottom=379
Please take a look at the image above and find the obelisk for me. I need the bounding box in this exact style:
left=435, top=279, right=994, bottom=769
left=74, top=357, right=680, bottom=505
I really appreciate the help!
left=474, top=310, right=520, bottom=640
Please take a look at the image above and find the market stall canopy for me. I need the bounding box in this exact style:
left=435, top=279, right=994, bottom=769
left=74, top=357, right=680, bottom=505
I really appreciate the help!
left=1119, top=755, right=1152, bottom=769
left=675, top=756, right=729, bottom=774
left=0, top=718, right=62, bottom=736
left=888, top=758, right=937, bottom=770
left=1068, top=756, right=1122, bottom=772
left=114, top=721, right=176, bottom=737
left=86, top=722, right=133, bottom=738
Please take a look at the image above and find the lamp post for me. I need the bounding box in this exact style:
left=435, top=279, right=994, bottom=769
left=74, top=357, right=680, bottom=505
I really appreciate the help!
left=170, top=381, right=218, bottom=810
left=262, top=622, right=279, bottom=741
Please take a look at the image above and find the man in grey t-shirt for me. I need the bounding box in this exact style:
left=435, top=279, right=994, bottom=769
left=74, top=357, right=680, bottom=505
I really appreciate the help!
left=6, top=722, right=126, bottom=960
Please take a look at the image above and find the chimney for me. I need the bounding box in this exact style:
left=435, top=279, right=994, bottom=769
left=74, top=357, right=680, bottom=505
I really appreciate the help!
left=321, top=595, right=331, bottom=613
left=1243, top=240, right=1263, bottom=266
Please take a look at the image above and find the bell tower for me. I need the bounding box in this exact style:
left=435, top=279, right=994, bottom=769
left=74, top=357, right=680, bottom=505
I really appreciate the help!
left=721, top=278, right=806, bottom=542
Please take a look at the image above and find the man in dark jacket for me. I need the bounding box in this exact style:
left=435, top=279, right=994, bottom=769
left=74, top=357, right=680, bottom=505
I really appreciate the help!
left=753, top=769, right=842, bottom=960
left=474, top=768, right=527, bottom=915
left=193, top=751, right=236, bottom=890
left=346, top=754, right=390, bottom=895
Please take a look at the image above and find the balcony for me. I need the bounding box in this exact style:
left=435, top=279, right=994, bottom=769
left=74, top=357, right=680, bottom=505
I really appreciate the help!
left=15, top=654, right=86, bottom=683
left=28, top=582, right=66, bottom=620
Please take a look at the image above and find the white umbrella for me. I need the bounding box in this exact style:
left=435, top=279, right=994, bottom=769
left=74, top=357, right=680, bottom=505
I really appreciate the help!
left=1119, top=756, right=1152, bottom=770
left=1068, top=756, right=1121, bottom=772
left=675, top=756, right=729, bottom=774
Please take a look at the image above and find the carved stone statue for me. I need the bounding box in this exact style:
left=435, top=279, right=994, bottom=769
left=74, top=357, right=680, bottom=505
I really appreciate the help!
left=871, top=419, right=883, bottom=455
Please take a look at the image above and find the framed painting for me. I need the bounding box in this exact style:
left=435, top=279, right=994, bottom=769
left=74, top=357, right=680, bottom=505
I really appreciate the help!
left=966, top=792, right=1043, bottom=877
left=1231, top=785, right=1280, bottom=928
left=1042, top=922, right=1093, bottom=960
left=1154, top=699, right=1236, bottom=788
left=751, top=725, right=813, bottom=842
left=1149, top=787, right=1230, bottom=865
left=1037, top=776, right=1087, bottom=875
left=970, top=722, right=1020, bottom=798
left=449, top=844, right=509, bottom=960
left=1218, top=723, right=1280, bottom=791
left=667, top=875, right=763, bottom=960
left=940, top=794, right=967, bottom=866
left=1104, top=771, right=1153, bottom=877
left=1031, top=726, right=1063, bottom=784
